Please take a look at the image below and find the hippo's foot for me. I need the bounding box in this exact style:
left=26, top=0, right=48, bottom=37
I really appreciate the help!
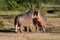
left=42, top=28, right=46, bottom=33
left=14, top=31, right=18, bottom=33
left=14, top=30, right=18, bottom=33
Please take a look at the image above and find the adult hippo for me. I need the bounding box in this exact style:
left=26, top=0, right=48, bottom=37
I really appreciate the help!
left=14, top=9, right=35, bottom=33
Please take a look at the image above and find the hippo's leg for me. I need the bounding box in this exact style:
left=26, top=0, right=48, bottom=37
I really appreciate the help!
left=27, top=27, right=29, bottom=32
left=29, top=27, right=32, bottom=32
left=41, top=25, right=46, bottom=32
left=36, top=25, right=39, bottom=32
left=24, top=27, right=27, bottom=32
left=20, top=26, right=24, bottom=33
left=15, top=24, right=18, bottom=33
left=19, top=26, right=21, bottom=32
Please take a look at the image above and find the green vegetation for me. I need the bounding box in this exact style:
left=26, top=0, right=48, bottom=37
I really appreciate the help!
left=0, top=0, right=60, bottom=16
left=0, top=0, right=60, bottom=11
left=0, top=21, right=4, bottom=28
left=0, top=11, right=20, bottom=15
left=46, top=12, right=60, bottom=18
left=47, top=15, right=60, bottom=18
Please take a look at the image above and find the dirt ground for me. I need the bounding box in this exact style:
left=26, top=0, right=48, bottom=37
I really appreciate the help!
left=0, top=18, right=60, bottom=40
left=0, top=32, right=60, bottom=40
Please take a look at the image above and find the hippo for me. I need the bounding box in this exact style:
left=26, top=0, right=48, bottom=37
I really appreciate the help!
left=14, top=9, right=35, bottom=33
left=33, top=10, right=47, bottom=32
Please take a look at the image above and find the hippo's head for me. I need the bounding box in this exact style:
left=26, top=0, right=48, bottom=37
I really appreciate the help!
left=34, top=10, right=38, bottom=16
left=34, top=10, right=41, bottom=17
left=29, top=9, right=34, bottom=13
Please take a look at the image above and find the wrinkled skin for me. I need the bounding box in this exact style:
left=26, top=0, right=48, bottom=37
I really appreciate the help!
left=14, top=9, right=35, bottom=33
left=33, top=10, right=47, bottom=32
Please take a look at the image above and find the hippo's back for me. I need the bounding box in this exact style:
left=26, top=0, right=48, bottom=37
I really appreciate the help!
left=14, top=12, right=33, bottom=26
left=41, top=14, right=47, bottom=22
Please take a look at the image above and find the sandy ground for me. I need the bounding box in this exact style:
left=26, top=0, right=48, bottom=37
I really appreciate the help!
left=0, top=32, right=60, bottom=40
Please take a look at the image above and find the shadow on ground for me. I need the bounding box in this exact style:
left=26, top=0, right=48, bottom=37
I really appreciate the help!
left=0, top=27, right=28, bottom=33
left=0, top=28, right=14, bottom=33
